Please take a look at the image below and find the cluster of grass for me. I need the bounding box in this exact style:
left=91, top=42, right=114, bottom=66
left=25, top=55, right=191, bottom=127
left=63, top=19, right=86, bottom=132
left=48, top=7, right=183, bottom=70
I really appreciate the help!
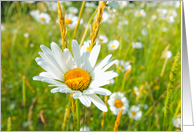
left=1, top=1, right=181, bottom=131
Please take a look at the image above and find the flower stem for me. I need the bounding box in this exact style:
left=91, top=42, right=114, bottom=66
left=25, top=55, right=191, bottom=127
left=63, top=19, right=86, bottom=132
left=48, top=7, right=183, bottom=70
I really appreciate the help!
left=76, top=99, right=80, bottom=131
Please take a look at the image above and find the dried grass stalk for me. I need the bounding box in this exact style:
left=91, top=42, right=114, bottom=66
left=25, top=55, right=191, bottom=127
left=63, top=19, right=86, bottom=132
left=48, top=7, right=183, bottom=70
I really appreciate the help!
left=113, top=107, right=123, bottom=131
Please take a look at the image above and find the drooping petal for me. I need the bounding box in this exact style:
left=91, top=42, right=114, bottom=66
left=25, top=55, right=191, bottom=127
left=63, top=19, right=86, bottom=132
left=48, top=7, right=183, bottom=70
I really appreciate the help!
left=72, top=40, right=81, bottom=68
left=89, top=44, right=101, bottom=68
left=73, top=91, right=82, bottom=99
left=87, top=94, right=108, bottom=112
left=78, top=95, right=91, bottom=107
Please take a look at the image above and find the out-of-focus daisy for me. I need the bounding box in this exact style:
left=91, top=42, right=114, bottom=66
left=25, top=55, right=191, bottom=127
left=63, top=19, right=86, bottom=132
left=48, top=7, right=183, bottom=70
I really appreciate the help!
left=118, top=1, right=128, bottom=8
left=108, top=40, right=119, bottom=50
left=116, top=59, right=131, bottom=72
left=128, top=105, right=142, bottom=121
left=64, top=14, right=83, bottom=29
left=101, top=11, right=110, bottom=23
left=45, top=1, right=58, bottom=12
left=29, top=9, right=40, bottom=19
left=108, top=79, right=115, bottom=85
left=24, top=33, right=29, bottom=38
left=80, top=126, right=90, bottom=131
left=162, top=50, right=172, bottom=59
left=132, top=42, right=143, bottom=49
left=106, top=1, right=119, bottom=12
left=169, top=9, right=177, bottom=17
left=141, top=28, right=148, bottom=36
left=1, top=25, right=5, bottom=32
left=97, top=35, right=108, bottom=44
left=133, top=86, right=139, bottom=96
left=68, top=7, right=78, bottom=14
left=37, top=12, right=51, bottom=24
left=162, top=15, right=174, bottom=23
left=172, top=114, right=181, bottom=129
left=162, top=27, right=168, bottom=32
left=108, top=92, right=129, bottom=115
left=135, top=9, right=146, bottom=17
left=33, top=40, right=118, bottom=112
left=151, top=14, right=157, bottom=21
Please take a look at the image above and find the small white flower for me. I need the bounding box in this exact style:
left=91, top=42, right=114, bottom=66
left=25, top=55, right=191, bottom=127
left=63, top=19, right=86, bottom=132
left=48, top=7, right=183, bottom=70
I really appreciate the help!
left=132, top=42, right=143, bottom=49
left=162, top=15, right=175, bottom=23
left=141, top=28, right=148, bottom=36
left=128, top=105, right=142, bottom=121
left=133, top=86, right=139, bottom=96
left=116, top=59, right=131, bottom=72
left=135, top=9, right=146, bottom=17
left=83, top=40, right=91, bottom=51
left=37, top=12, right=51, bottom=24
left=33, top=40, right=118, bottom=112
left=29, top=9, right=40, bottom=19
left=97, top=35, right=108, bottom=44
left=172, top=114, right=181, bottom=129
left=108, top=79, right=115, bottom=85
left=1, top=25, right=5, bottom=32
left=162, top=27, right=168, bottom=32
left=108, top=92, right=129, bottom=115
left=151, top=14, right=157, bottom=21
left=118, top=1, right=128, bottom=8
left=80, top=126, right=90, bottom=131
left=24, top=33, right=29, bottom=38
left=162, top=50, right=172, bottom=59
left=45, top=1, right=58, bottom=12
left=101, top=11, right=110, bottom=23
left=64, top=14, right=83, bottom=29
left=108, top=40, right=119, bottom=50
left=68, top=7, right=78, bottom=14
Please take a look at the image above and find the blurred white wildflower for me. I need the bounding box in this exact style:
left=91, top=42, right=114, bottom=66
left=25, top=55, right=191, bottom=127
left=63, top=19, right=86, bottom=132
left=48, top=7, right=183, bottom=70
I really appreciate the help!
left=97, top=35, right=108, bottom=44
left=133, top=86, right=139, bottom=96
left=108, top=79, right=115, bottom=85
left=135, top=9, right=146, bottom=17
left=80, top=126, right=90, bottom=131
left=128, top=105, right=142, bottom=121
left=132, top=42, right=143, bottom=49
left=116, top=59, right=131, bottom=72
left=172, top=114, right=181, bottom=129
left=162, top=50, right=172, bottom=59
left=37, top=12, right=51, bottom=24
left=141, top=28, right=148, bottom=36
left=1, top=25, right=5, bottom=32
left=24, top=33, right=29, bottom=38
left=68, top=7, right=78, bottom=14
left=108, top=40, right=120, bottom=50
left=108, top=92, right=129, bottom=115
left=33, top=40, right=118, bottom=112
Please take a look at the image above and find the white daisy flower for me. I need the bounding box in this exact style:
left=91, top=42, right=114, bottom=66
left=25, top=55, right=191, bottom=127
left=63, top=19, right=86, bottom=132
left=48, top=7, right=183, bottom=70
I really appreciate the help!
left=29, top=9, right=40, bottom=19
left=108, top=79, right=115, bottom=85
left=133, top=86, right=139, bottom=96
left=162, top=50, right=172, bottom=59
left=108, top=40, right=119, bottom=50
left=172, top=114, right=181, bottom=129
left=97, top=35, right=108, bottom=44
left=82, top=40, right=91, bottom=51
left=68, top=7, right=78, bottom=14
left=101, top=11, right=110, bottom=23
left=162, top=15, right=175, bottom=23
left=141, top=28, right=148, bottom=36
left=80, top=126, right=90, bottom=131
left=132, top=42, right=143, bottom=49
left=135, top=9, right=146, bottom=17
left=169, top=9, right=177, bottom=17
left=37, top=12, right=51, bottom=24
left=151, top=14, right=157, bottom=21
left=24, top=33, right=29, bottom=38
left=45, top=1, right=58, bottom=12
left=108, top=92, right=129, bottom=115
left=33, top=40, right=118, bottom=112
left=162, top=27, right=168, bottom=32
left=64, top=14, right=83, bottom=29
left=106, top=1, right=119, bottom=12
left=118, top=1, right=128, bottom=8
left=1, top=25, right=5, bottom=32
left=116, top=59, right=131, bottom=72
left=128, top=105, right=142, bottom=121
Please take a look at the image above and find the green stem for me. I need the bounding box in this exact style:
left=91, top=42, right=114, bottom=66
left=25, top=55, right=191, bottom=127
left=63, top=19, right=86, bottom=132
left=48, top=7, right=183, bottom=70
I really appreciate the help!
left=79, top=8, right=98, bottom=48
left=72, top=1, right=86, bottom=40
left=160, top=57, right=168, bottom=77
left=76, top=99, right=80, bottom=131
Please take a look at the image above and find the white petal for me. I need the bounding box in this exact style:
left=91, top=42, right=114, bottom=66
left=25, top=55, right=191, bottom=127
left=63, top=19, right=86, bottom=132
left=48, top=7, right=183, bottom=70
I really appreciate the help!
left=78, top=95, right=91, bottom=107
left=89, top=44, right=100, bottom=68
left=88, top=88, right=111, bottom=95
left=63, top=48, right=75, bottom=70
left=101, top=60, right=118, bottom=72
left=87, top=94, right=108, bottom=112
left=73, top=91, right=82, bottom=99
left=50, top=88, right=61, bottom=93
left=72, top=40, right=81, bottom=68
left=40, top=45, right=52, bottom=55
left=59, top=88, right=74, bottom=93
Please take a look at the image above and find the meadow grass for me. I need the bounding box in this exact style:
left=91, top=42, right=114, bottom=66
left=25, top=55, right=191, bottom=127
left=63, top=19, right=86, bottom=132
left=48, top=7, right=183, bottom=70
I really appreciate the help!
left=1, top=1, right=181, bottom=131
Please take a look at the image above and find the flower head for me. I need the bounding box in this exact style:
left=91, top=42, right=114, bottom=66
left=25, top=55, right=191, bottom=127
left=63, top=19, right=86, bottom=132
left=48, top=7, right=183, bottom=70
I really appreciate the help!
left=132, top=42, right=143, bottom=49
left=162, top=50, right=172, bottom=59
left=33, top=40, right=118, bottom=112
left=68, top=7, right=78, bottom=14
left=116, top=59, right=131, bottom=72
left=172, top=114, right=181, bottom=129
left=97, top=35, right=108, bottom=44
left=108, top=40, right=119, bottom=50
left=108, top=92, right=129, bottom=115
left=128, top=105, right=142, bottom=121
left=135, top=9, right=146, bottom=17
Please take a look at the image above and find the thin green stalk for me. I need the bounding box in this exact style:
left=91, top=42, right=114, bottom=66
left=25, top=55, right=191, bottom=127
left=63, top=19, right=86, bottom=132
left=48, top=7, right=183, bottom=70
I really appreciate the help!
left=160, top=57, right=168, bottom=77
left=72, top=1, right=86, bottom=39
left=79, top=8, right=98, bottom=48
left=22, top=76, right=26, bottom=106
left=76, top=99, right=80, bottom=131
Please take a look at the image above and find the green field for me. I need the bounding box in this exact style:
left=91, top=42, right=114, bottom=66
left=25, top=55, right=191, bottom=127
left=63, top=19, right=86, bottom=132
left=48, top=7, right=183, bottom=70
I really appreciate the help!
left=1, top=1, right=181, bottom=131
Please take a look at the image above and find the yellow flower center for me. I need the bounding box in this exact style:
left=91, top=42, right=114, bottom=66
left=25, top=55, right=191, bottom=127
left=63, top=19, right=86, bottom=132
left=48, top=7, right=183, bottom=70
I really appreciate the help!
left=115, top=99, right=123, bottom=108
left=99, top=38, right=104, bottom=42
left=64, top=68, right=91, bottom=91
left=40, top=18, right=45, bottom=21
left=65, top=18, right=72, bottom=24
left=133, top=90, right=137, bottom=94
left=138, top=12, right=142, bottom=16
left=120, top=65, right=124, bottom=69
left=111, top=44, right=115, bottom=48
left=86, top=46, right=90, bottom=51
left=165, top=17, right=169, bottom=20
left=131, top=111, right=136, bottom=116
